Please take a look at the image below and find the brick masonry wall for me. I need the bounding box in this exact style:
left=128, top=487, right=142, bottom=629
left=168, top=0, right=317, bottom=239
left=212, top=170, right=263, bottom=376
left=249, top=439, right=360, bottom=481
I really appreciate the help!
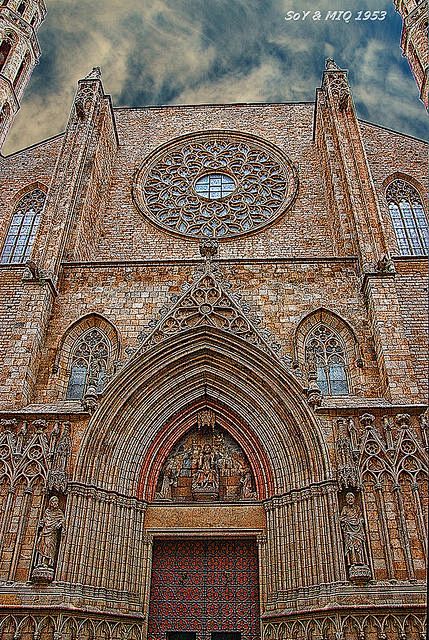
left=34, top=261, right=382, bottom=403
left=94, top=103, right=337, bottom=261
left=0, top=135, right=63, bottom=251
left=395, top=259, right=429, bottom=399
left=360, top=121, right=428, bottom=255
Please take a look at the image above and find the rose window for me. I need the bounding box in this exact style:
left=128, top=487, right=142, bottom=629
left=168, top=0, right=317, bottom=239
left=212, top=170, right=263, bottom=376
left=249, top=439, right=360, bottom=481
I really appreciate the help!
left=133, top=132, right=298, bottom=239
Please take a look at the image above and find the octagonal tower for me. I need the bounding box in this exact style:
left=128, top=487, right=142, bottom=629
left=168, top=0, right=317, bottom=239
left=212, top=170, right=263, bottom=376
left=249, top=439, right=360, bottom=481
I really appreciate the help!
left=0, top=0, right=46, bottom=151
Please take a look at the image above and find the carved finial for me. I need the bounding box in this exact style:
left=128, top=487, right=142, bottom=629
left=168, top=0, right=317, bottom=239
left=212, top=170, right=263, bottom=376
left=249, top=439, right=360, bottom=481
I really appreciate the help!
left=360, top=413, right=375, bottom=430
left=33, top=419, right=47, bottom=432
left=81, top=385, right=99, bottom=414
left=395, top=413, right=411, bottom=430
left=325, top=58, right=340, bottom=71
left=84, top=67, right=102, bottom=80
left=197, top=408, right=216, bottom=430
left=306, top=362, right=322, bottom=408
left=199, top=238, right=219, bottom=260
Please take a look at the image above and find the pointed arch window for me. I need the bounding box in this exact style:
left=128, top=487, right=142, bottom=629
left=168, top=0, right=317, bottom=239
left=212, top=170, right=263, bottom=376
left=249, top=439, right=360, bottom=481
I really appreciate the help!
left=1, top=188, right=45, bottom=264
left=0, top=36, right=13, bottom=73
left=14, top=51, right=30, bottom=89
left=66, top=329, right=110, bottom=400
left=305, top=324, right=349, bottom=395
left=386, top=180, right=428, bottom=256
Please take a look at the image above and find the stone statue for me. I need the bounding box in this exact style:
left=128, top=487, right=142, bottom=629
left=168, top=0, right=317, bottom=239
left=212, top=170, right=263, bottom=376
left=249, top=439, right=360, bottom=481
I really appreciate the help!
left=156, top=459, right=177, bottom=500
left=192, top=444, right=219, bottom=493
left=340, top=492, right=371, bottom=581
left=31, top=496, right=64, bottom=582
left=240, top=468, right=256, bottom=499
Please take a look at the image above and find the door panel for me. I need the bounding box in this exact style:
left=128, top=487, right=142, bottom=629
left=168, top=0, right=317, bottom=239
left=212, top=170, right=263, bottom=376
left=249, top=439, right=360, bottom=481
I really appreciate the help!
left=148, top=539, right=260, bottom=640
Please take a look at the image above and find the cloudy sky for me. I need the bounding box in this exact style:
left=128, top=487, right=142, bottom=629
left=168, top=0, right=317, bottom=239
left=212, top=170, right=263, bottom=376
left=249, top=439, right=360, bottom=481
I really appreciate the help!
left=3, top=0, right=428, bottom=154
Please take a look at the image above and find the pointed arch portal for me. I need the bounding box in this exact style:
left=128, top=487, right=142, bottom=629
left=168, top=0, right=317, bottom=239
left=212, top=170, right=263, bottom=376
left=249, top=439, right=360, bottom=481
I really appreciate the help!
left=76, top=325, right=331, bottom=495
left=70, top=325, right=337, bottom=640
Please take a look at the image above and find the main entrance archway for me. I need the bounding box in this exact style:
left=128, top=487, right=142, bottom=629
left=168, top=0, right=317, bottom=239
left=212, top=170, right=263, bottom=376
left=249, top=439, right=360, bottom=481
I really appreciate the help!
left=148, top=538, right=260, bottom=640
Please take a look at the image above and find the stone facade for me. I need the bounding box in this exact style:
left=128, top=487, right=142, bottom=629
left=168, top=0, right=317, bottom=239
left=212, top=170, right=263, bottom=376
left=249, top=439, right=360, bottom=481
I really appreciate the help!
left=0, top=11, right=428, bottom=640
left=395, top=0, right=429, bottom=107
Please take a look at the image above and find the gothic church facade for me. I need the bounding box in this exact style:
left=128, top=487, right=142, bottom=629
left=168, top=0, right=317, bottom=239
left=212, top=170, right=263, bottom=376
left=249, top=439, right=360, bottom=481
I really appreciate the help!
left=0, top=1, right=428, bottom=639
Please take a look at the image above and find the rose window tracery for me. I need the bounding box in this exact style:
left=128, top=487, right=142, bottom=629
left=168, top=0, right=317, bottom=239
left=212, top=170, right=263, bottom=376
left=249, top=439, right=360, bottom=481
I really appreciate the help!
left=133, top=132, right=298, bottom=239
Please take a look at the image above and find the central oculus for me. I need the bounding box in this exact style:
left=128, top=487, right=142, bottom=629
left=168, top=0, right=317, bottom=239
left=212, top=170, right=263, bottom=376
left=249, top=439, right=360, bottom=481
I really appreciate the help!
left=133, top=131, right=298, bottom=239
left=194, top=172, right=236, bottom=200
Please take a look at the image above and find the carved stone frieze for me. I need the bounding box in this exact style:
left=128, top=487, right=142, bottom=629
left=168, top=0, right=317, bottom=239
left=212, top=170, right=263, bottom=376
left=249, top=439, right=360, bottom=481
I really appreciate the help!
left=262, top=611, right=426, bottom=640
left=0, top=418, right=72, bottom=492
left=0, top=613, right=144, bottom=640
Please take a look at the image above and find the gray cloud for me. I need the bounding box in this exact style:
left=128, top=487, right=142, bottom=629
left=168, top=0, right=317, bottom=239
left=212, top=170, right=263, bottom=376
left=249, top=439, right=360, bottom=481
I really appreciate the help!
left=3, top=0, right=427, bottom=154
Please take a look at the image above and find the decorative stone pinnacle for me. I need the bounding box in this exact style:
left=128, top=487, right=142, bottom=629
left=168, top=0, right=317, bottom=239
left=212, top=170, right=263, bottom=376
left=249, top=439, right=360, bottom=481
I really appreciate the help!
left=84, top=67, right=102, bottom=80
left=395, top=413, right=410, bottom=429
left=360, top=413, right=375, bottom=429
left=325, top=58, right=340, bottom=71
left=199, top=238, right=219, bottom=260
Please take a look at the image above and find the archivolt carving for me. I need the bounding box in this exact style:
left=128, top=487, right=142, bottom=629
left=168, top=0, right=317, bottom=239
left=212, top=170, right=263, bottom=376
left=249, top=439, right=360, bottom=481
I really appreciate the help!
left=133, top=131, right=298, bottom=239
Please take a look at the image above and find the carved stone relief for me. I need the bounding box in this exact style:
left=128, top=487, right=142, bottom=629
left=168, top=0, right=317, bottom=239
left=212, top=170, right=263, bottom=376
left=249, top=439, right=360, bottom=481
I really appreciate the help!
left=335, top=412, right=428, bottom=584
left=155, top=419, right=257, bottom=502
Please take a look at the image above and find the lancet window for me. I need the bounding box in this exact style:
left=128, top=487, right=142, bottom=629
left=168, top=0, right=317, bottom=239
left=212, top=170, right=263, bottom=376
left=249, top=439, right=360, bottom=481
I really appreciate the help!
left=0, top=188, right=45, bottom=264
left=14, top=51, right=30, bottom=89
left=386, top=179, right=428, bottom=255
left=305, top=324, right=349, bottom=395
left=0, top=35, right=13, bottom=73
left=66, top=329, right=110, bottom=400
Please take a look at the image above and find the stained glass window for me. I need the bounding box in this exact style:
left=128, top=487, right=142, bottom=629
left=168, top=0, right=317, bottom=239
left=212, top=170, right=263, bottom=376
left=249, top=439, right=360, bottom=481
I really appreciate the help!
left=386, top=180, right=428, bottom=256
left=305, top=324, right=349, bottom=395
left=66, top=329, right=110, bottom=400
left=1, top=189, right=45, bottom=264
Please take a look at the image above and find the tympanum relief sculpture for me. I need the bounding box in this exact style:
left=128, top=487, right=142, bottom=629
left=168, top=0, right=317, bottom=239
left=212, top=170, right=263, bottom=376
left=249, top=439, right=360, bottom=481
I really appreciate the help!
left=155, top=423, right=257, bottom=502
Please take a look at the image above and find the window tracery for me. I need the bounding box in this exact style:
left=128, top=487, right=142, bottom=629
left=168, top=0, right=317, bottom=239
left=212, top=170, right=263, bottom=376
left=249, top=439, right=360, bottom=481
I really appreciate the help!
left=0, top=188, right=45, bottom=264
left=134, top=132, right=298, bottom=239
left=386, top=179, right=428, bottom=255
left=65, top=329, right=110, bottom=400
left=305, top=324, right=349, bottom=395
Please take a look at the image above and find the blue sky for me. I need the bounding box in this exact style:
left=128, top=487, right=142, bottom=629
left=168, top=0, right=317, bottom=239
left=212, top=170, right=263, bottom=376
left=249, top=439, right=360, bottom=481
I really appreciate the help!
left=4, top=0, right=428, bottom=154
